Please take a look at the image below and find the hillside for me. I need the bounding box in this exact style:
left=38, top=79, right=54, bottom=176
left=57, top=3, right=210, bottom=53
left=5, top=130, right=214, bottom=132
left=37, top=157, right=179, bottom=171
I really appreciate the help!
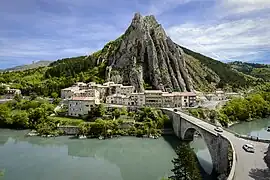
left=2, top=60, right=52, bottom=72
left=229, top=61, right=270, bottom=81
left=0, top=13, right=264, bottom=96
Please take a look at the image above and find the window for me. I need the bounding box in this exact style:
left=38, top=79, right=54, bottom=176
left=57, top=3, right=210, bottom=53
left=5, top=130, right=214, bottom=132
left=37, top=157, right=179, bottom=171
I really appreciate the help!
left=184, top=96, right=187, bottom=99
left=86, top=105, right=89, bottom=107
left=70, top=104, right=71, bottom=107
left=90, top=105, right=93, bottom=107
left=76, top=102, right=78, bottom=105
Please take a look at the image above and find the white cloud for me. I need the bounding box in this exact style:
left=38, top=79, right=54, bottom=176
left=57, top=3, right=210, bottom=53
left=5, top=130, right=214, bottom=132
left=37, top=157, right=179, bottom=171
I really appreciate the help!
left=167, top=17, right=270, bottom=62
left=147, top=0, right=195, bottom=16
left=218, top=0, right=270, bottom=15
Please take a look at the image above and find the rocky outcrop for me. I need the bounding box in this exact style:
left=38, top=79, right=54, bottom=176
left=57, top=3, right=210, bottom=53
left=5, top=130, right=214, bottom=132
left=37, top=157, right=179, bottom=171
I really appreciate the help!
left=95, top=13, right=220, bottom=92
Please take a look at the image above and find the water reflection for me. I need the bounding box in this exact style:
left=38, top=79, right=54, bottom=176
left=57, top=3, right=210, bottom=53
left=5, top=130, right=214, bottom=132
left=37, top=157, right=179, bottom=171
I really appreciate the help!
left=0, top=129, right=216, bottom=180
left=0, top=129, right=176, bottom=180
left=229, top=118, right=270, bottom=139
left=190, top=134, right=214, bottom=179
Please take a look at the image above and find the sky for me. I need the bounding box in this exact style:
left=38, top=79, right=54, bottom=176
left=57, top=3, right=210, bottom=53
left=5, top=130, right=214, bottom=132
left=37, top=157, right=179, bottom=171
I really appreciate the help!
left=0, top=0, right=269, bottom=69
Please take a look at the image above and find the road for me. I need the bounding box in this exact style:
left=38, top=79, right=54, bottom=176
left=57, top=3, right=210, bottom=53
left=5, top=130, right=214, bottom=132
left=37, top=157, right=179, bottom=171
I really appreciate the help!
left=172, top=110, right=270, bottom=180
left=200, top=100, right=228, bottom=110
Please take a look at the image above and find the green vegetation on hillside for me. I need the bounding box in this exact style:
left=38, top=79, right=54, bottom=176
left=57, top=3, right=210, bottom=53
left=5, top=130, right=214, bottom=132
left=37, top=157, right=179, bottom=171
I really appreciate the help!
left=0, top=97, right=56, bottom=133
left=0, top=35, right=125, bottom=97
left=0, top=95, right=169, bottom=138
left=230, top=61, right=270, bottom=81
left=189, top=83, right=270, bottom=126
left=181, top=46, right=263, bottom=89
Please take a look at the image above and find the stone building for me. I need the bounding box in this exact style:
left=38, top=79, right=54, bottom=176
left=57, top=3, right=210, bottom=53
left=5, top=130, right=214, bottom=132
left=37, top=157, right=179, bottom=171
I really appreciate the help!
left=68, top=97, right=100, bottom=117
left=61, top=86, right=80, bottom=99
left=144, top=90, right=163, bottom=107
left=5, top=88, right=21, bottom=99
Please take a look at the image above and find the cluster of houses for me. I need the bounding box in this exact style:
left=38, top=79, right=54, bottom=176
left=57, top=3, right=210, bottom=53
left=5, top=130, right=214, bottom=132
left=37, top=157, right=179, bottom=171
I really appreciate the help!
left=61, top=82, right=197, bottom=117
left=0, top=83, right=21, bottom=99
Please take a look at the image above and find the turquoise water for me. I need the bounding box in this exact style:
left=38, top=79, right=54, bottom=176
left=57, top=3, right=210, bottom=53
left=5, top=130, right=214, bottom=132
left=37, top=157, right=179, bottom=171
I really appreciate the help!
left=229, top=118, right=270, bottom=139
left=0, top=129, right=213, bottom=180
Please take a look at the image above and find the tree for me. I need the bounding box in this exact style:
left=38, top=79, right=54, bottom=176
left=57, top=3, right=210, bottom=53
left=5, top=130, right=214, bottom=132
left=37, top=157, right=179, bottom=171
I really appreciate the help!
left=14, top=93, right=23, bottom=102
left=0, top=85, right=6, bottom=95
left=53, top=98, right=61, bottom=105
left=12, top=111, right=29, bottom=128
left=51, top=92, right=58, bottom=99
left=112, top=108, right=121, bottom=119
left=120, top=107, right=128, bottom=115
left=170, top=142, right=201, bottom=180
left=96, top=104, right=106, bottom=117
left=78, top=123, right=90, bottom=135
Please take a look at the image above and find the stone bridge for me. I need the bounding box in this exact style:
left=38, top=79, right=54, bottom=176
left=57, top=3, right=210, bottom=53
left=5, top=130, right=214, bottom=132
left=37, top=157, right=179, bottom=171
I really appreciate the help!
left=162, top=108, right=235, bottom=179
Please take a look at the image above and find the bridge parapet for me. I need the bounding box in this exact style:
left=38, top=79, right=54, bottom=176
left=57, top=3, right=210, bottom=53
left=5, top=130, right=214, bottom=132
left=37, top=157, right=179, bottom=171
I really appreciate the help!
left=162, top=108, right=236, bottom=180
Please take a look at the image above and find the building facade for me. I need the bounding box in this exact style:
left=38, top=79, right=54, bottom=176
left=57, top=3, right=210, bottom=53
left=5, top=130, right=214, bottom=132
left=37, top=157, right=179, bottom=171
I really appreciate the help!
left=68, top=97, right=100, bottom=117
left=63, top=81, right=198, bottom=117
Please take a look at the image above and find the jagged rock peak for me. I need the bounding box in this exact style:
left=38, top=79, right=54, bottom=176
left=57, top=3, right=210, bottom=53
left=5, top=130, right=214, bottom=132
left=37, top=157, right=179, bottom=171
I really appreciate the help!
left=104, top=13, right=219, bottom=93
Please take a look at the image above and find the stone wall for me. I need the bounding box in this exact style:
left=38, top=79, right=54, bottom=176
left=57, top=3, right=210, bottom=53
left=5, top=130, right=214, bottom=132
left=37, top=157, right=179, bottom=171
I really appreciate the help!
left=58, top=126, right=80, bottom=135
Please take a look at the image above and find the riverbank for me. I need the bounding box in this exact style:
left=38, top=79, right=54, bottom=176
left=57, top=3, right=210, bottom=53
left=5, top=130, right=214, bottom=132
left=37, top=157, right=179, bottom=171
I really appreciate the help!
left=228, top=117, right=270, bottom=141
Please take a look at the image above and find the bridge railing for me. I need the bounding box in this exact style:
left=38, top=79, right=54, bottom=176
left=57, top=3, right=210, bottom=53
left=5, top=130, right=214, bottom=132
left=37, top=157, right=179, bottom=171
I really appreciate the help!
left=226, top=136, right=236, bottom=180
left=165, top=109, right=237, bottom=180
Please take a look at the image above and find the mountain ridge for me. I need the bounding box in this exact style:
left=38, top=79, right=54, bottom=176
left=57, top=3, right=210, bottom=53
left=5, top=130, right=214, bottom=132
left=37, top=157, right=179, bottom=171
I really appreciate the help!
left=1, top=60, right=52, bottom=72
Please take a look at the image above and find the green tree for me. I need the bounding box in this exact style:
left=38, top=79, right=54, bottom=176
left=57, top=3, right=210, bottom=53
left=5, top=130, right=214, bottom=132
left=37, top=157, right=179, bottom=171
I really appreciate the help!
left=78, top=123, right=90, bottom=135
left=12, top=111, right=29, bottom=128
left=120, top=107, right=128, bottom=115
left=0, top=85, right=6, bottom=95
left=0, top=104, right=12, bottom=126
left=112, top=108, right=121, bottom=119
left=170, top=143, right=201, bottom=180
left=96, top=104, right=106, bottom=117
left=51, top=92, right=58, bottom=99
left=14, top=93, right=23, bottom=102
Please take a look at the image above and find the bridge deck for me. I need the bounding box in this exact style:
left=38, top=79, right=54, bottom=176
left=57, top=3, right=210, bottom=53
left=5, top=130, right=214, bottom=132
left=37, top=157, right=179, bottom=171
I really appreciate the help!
left=163, top=108, right=269, bottom=180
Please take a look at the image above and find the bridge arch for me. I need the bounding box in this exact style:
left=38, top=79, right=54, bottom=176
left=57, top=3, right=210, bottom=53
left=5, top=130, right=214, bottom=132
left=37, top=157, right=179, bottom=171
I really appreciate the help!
left=183, top=127, right=214, bottom=174
left=162, top=108, right=231, bottom=178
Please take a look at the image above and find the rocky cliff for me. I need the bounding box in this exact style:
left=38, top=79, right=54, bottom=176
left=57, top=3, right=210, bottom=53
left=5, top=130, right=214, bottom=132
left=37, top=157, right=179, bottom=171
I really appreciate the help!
left=97, top=13, right=219, bottom=92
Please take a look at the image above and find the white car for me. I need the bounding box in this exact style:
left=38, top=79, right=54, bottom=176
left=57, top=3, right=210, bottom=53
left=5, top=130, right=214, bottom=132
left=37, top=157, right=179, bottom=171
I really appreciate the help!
left=243, top=144, right=255, bottom=153
left=214, top=126, right=223, bottom=133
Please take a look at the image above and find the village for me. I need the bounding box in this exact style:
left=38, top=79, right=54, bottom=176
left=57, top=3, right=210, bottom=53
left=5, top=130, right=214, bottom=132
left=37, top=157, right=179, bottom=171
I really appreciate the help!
left=0, top=81, right=241, bottom=118
left=60, top=81, right=241, bottom=117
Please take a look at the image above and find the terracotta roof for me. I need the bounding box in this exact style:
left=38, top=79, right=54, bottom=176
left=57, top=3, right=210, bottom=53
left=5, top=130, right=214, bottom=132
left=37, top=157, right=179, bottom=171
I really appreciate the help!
left=71, top=97, right=95, bottom=101
left=162, top=92, right=174, bottom=97
left=144, top=90, right=163, bottom=93
left=178, top=92, right=196, bottom=96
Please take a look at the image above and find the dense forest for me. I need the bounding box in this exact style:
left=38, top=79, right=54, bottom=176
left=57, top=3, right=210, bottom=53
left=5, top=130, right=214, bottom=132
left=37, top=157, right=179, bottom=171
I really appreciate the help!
left=180, top=46, right=263, bottom=89
left=229, top=61, right=270, bottom=81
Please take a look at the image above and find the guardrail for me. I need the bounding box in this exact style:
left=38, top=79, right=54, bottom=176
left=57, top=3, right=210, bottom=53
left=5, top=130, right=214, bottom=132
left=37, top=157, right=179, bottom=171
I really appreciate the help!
left=234, top=134, right=270, bottom=143
left=226, top=136, right=236, bottom=180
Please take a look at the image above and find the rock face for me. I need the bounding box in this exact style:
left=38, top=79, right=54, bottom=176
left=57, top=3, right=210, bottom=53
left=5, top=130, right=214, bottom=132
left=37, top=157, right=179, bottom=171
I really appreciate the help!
left=101, top=13, right=220, bottom=92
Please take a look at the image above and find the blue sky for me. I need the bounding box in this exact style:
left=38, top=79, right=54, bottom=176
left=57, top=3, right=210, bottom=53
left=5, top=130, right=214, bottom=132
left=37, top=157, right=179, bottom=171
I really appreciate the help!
left=0, top=0, right=270, bottom=68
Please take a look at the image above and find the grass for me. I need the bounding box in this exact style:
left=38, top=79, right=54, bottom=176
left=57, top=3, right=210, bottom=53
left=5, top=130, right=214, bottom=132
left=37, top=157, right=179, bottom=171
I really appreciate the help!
left=48, top=116, right=85, bottom=126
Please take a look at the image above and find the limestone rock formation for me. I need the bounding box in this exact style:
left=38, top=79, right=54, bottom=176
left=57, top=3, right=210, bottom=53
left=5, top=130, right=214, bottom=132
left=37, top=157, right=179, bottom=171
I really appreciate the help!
left=97, top=13, right=220, bottom=92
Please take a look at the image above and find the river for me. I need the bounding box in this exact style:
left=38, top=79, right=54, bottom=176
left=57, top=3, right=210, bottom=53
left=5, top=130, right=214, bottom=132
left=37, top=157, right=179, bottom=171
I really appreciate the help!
left=0, top=129, right=216, bottom=180
left=229, top=118, right=270, bottom=139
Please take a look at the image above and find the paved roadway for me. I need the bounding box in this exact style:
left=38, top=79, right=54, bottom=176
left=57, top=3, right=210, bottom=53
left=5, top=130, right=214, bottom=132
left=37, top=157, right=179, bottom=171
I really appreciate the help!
left=169, top=109, right=270, bottom=180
